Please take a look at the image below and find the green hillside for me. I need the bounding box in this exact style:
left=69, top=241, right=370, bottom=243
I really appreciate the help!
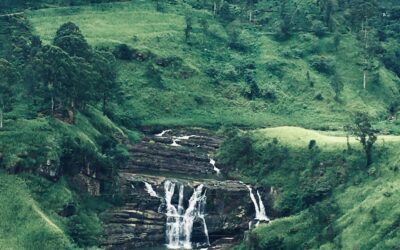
left=221, top=127, right=400, bottom=249
left=26, top=1, right=400, bottom=129
left=0, top=0, right=400, bottom=249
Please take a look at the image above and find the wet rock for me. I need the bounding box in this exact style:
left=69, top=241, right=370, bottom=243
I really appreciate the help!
left=101, top=128, right=273, bottom=249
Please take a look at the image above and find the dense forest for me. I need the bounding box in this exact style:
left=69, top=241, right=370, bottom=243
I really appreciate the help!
left=0, top=0, right=400, bottom=249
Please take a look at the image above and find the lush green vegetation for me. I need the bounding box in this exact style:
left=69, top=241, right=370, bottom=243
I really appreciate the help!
left=219, top=127, right=400, bottom=249
left=1, top=0, right=400, bottom=249
left=24, top=0, right=400, bottom=129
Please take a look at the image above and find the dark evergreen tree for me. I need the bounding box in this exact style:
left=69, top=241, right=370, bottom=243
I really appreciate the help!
left=90, top=51, right=119, bottom=114
left=53, top=22, right=91, bottom=59
left=31, top=45, right=76, bottom=116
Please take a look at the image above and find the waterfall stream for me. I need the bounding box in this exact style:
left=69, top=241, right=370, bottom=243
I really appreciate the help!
left=144, top=182, right=159, bottom=198
left=164, top=181, right=209, bottom=249
left=156, top=129, right=172, bottom=137
left=246, top=185, right=270, bottom=225
left=209, top=158, right=220, bottom=175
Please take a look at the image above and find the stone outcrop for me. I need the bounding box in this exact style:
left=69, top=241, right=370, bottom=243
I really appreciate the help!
left=122, top=128, right=223, bottom=176
left=102, top=128, right=272, bottom=249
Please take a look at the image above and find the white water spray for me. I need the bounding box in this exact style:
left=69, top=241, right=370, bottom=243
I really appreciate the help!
left=144, top=182, right=159, bottom=198
left=170, top=135, right=201, bottom=147
left=156, top=129, right=172, bottom=137
left=209, top=158, right=220, bottom=175
left=246, top=185, right=270, bottom=223
left=164, top=181, right=210, bottom=249
left=171, top=139, right=181, bottom=147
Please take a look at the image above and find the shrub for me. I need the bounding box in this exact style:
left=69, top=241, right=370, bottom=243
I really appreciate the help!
left=265, top=60, right=286, bottom=78
left=382, top=47, right=400, bottom=77
left=67, top=212, right=103, bottom=247
left=309, top=55, right=336, bottom=75
left=113, top=44, right=132, bottom=60
left=260, top=84, right=277, bottom=101
left=312, top=20, right=328, bottom=37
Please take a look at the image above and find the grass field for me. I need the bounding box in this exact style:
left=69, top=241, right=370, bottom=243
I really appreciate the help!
left=257, top=126, right=400, bottom=148
left=26, top=2, right=400, bottom=130
left=0, top=174, right=72, bottom=250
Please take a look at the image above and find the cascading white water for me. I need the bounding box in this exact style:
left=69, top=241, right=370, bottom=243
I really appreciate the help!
left=144, top=182, right=159, bottom=198
left=197, top=190, right=210, bottom=246
left=156, top=129, right=172, bottom=137
left=170, top=135, right=199, bottom=147
left=164, top=181, right=209, bottom=249
left=171, top=139, right=182, bottom=147
left=209, top=158, right=221, bottom=175
left=246, top=185, right=270, bottom=223
left=256, top=191, right=269, bottom=221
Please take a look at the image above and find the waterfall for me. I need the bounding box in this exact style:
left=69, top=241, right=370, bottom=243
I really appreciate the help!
left=144, top=182, right=159, bottom=198
left=171, top=139, right=181, bottom=147
left=171, top=135, right=199, bottom=147
left=246, top=185, right=270, bottom=223
left=156, top=129, right=172, bottom=137
left=209, top=158, right=221, bottom=175
left=257, top=191, right=269, bottom=221
left=164, top=181, right=210, bottom=249
left=198, top=190, right=210, bottom=246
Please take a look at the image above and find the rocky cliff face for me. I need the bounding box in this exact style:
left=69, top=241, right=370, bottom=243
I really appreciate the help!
left=101, top=128, right=273, bottom=249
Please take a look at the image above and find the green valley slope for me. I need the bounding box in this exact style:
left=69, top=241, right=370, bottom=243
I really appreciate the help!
left=26, top=1, right=400, bottom=129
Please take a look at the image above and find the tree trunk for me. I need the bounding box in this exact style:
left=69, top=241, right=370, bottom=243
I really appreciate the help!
left=346, top=134, right=352, bottom=151
left=363, top=18, right=368, bottom=89
left=213, top=2, right=217, bottom=15
left=51, top=95, right=54, bottom=115
left=68, top=99, right=75, bottom=123
left=0, top=108, right=3, bottom=129
left=363, top=63, right=367, bottom=89
left=249, top=10, right=252, bottom=22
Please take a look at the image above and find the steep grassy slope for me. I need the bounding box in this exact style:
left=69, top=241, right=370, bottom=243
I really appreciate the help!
left=1, top=1, right=399, bottom=249
left=0, top=107, right=135, bottom=249
left=26, top=1, right=400, bottom=129
left=0, top=174, right=72, bottom=250
left=222, top=127, right=400, bottom=249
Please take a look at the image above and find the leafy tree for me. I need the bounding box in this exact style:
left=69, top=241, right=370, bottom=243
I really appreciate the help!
left=346, top=112, right=377, bottom=166
left=319, top=0, right=337, bottom=31
left=32, top=45, right=76, bottom=116
left=153, top=0, right=165, bottom=12
left=146, top=64, right=164, bottom=89
left=276, top=2, right=292, bottom=40
left=71, top=56, right=98, bottom=114
left=90, top=51, right=119, bottom=114
left=53, top=22, right=90, bottom=59
left=349, top=0, right=377, bottom=89
left=113, top=44, right=133, bottom=61
left=199, top=18, right=209, bottom=33
left=246, top=0, right=255, bottom=22
left=244, top=68, right=260, bottom=100
left=219, top=2, right=235, bottom=22
left=312, top=20, right=328, bottom=37
left=0, top=59, right=18, bottom=129
left=349, top=0, right=376, bottom=30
